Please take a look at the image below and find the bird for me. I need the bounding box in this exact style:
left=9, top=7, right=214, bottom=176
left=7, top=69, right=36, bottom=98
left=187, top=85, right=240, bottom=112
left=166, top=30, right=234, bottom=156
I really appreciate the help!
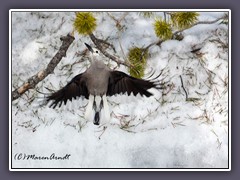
left=46, top=43, right=162, bottom=125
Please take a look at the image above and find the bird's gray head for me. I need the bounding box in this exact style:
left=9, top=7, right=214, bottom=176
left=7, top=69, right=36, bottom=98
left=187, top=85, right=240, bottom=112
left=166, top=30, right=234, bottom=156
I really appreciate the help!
left=85, top=43, right=100, bottom=58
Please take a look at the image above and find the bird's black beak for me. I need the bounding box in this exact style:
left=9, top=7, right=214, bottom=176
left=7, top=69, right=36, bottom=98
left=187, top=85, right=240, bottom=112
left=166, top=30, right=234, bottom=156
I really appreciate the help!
left=85, top=43, right=94, bottom=53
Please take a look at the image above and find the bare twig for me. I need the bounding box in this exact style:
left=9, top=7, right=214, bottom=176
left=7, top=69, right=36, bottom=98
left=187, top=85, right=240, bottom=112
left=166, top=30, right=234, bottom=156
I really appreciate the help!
left=107, top=12, right=129, bottom=31
left=180, top=75, right=188, bottom=101
left=98, top=126, right=107, bottom=139
left=163, top=12, right=167, bottom=22
left=12, top=34, right=75, bottom=101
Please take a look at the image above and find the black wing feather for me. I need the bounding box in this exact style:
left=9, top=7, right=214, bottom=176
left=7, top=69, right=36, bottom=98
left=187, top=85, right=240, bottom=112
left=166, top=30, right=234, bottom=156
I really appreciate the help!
left=107, top=71, right=159, bottom=97
left=46, top=73, right=89, bottom=108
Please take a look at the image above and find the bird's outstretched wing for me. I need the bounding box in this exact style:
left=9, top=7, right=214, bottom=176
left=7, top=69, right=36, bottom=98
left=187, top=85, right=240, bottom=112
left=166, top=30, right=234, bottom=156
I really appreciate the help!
left=46, top=73, right=89, bottom=108
left=107, top=71, right=161, bottom=97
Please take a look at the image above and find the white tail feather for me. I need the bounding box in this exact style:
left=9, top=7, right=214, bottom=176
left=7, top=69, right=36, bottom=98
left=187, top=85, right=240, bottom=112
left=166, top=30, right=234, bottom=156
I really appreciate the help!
left=85, top=94, right=111, bottom=124
left=102, top=95, right=110, bottom=123
left=84, top=95, right=94, bottom=121
left=94, top=96, right=102, bottom=111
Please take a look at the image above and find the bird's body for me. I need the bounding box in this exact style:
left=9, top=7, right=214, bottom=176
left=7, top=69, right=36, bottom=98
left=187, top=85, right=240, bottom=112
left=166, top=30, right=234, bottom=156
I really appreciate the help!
left=46, top=43, right=162, bottom=125
left=84, top=61, right=111, bottom=124
left=85, top=60, right=110, bottom=96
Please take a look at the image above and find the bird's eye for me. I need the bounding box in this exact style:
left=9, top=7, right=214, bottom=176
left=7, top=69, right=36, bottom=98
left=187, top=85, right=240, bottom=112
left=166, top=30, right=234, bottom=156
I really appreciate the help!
left=96, top=51, right=98, bottom=53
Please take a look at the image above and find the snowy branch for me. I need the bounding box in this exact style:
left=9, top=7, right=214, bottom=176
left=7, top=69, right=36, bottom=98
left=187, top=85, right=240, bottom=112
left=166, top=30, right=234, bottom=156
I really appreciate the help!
left=12, top=34, right=75, bottom=101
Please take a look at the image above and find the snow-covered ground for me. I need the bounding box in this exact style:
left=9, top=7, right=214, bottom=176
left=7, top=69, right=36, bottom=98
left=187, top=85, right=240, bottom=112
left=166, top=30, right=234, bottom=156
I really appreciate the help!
left=11, top=11, right=229, bottom=169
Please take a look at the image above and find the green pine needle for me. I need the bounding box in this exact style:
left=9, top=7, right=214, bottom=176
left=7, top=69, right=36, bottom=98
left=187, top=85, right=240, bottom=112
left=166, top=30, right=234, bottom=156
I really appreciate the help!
left=73, top=12, right=97, bottom=35
left=171, top=12, right=199, bottom=29
left=128, top=47, right=148, bottom=78
left=154, top=18, right=172, bottom=40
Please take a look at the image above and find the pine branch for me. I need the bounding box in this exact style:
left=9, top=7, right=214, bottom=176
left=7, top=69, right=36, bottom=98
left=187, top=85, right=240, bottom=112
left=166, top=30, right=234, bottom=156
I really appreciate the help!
left=12, top=34, right=75, bottom=101
left=144, top=14, right=227, bottom=51
left=144, top=39, right=163, bottom=50
left=89, top=33, right=132, bottom=68
left=173, top=15, right=227, bottom=37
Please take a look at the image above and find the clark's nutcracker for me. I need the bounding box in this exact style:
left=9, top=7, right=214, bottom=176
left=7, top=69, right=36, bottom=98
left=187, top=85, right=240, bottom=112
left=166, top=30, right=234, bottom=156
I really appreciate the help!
left=46, top=43, right=162, bottom=125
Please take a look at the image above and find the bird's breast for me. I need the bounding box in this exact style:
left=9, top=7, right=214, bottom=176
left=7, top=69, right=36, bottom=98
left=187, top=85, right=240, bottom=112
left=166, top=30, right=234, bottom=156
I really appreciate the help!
left=86, top=70, right=110, bottom=96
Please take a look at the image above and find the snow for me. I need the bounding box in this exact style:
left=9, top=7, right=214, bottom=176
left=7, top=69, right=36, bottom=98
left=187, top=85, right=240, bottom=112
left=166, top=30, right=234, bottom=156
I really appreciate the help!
left=11, top=11, right=229, bottom=169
